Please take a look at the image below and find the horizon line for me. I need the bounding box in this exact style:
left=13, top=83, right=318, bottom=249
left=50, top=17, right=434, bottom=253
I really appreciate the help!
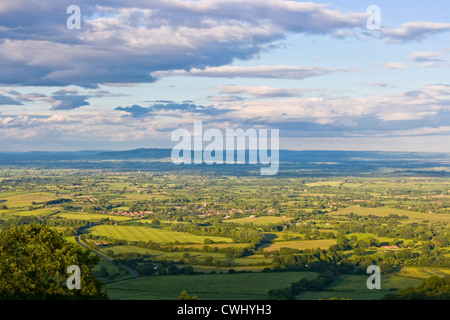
left=0, top=148, right=449, bottom=154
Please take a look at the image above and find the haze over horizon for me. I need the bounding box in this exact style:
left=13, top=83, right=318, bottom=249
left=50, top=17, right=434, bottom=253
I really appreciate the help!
left=0, top=1, right=449, bottom=152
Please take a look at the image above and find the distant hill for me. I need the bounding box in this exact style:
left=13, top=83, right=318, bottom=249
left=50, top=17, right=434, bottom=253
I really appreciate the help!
left=1, top=148, right=449, bottom=162
left=0, top=148, right=448, bottom=176
left=92, top=148, right=450, bottom=161
left=93, top=148, right=172, bottom=160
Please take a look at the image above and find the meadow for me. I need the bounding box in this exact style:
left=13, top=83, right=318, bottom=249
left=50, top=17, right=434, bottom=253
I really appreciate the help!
left=296, top=274, right=423, bottom=300
left=105, top=271, right=320, bottom=300
left=56, top=212, right=133, bottom=221
left=1, top=169, right=449, bottom=300
left=392, top=266, right=450, bottom=279
left=224, top=216, right=293, bottom=225
left=88, top=224, right=234, bottom=244
left=260, top=239, right=336, bottom=251
left=329, top=205, right=450, bottom=223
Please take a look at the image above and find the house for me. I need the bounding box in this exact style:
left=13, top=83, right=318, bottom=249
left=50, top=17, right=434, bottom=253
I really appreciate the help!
left=381, top=245, right=400, bottom=250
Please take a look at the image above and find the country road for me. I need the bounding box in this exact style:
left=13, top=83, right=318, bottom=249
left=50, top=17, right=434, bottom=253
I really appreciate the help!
left=75, top=235, right=139, bottom=278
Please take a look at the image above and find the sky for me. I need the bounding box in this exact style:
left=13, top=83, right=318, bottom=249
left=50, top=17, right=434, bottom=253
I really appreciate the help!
left=0, top=0, right=449, bottom=152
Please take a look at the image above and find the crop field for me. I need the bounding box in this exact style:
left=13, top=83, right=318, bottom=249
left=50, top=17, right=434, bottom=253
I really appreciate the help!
left=224, top=216, right=293, bottom=225
left=296, top=274, right=423, bottom=300
left=98, top=245, right=228, bottom=260
left=56, top=212, right=133, bottom=221
left=95, top=244, right=272, bottom=266
left=0, top=192, right=57, bottom=208
left=192, top=265, right=269, bottom=273
left=10, top=208, right=59, bottom=217
left=346, top=233, right=394, bottom=243
left=392, top=267, right=450, bottom=280
left=271, top=231, right=304, bottom=240
left=0, top=190, right=50, bottom=198
left=261, top=239, right=336, bottom=251
left=105, top=271, right=320, bottom=300
left=63, top=236, right=78, bottom=244
left=120, top=193, right=170, bottom=201
left=89, top=225, right=233, bottom=244
left=97, top=245, right=158, bottom=256
left=178, top=243, right=250, bottom=250
left=329, top=205, right=450, bottom=223
left=306, top=180, right=343, bottom=187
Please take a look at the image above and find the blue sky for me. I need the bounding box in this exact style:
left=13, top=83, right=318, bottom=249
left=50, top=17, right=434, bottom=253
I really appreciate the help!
left=0, top=0, right=449, bottom=152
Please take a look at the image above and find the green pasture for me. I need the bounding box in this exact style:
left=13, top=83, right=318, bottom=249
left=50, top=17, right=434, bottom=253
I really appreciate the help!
left=330, top=205, right=450, bottom=223
left=63, top=236, right=78, bottom=244
left=306, top=180, right=343, bottom=187
left=0, top=192, right=58, bottom=208
left=122, top=193, right=169, bottom=200
left=261, top=239, right=336, bottom=251
left=11, top=208, right=59, bottom=217
left=297, top=274, right=422, bottom=300
left=56, top=212, right=133, bottom=221
left=98, top=245, right=227, bottom=260
left=392, top=266, right=450, bottom=279
left=0, top=191, right=36, bottom=198
left=192, top=265, right=268, bottom=273
left=88, top=225, right=233, bottom=244
left=179, top=243, right=250, bottom=250
left=270, top=231, right=304, bottom=241
left=94, top=244, right=272, bottom=266
left=105, top=271, right=319, bottom=300
left=223, top=215, right=293, bottom=225
left=347, top=233, right=395, bottom=243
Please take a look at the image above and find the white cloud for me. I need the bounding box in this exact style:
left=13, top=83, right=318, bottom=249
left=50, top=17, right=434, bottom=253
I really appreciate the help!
left=0, top=0, right=365, bottom=87
left=214, top=85, right=319, bottom=98
left=383, top=62, right=408, bottom=69
left=153, top=65, right=347, bottom=80
left=390, top=126, right=450, bottom=136
left=381, top=22, right=450, bottom=42
left=378, top=111, right=438, bottom=121
left=409, top=51, right=444, bottom=62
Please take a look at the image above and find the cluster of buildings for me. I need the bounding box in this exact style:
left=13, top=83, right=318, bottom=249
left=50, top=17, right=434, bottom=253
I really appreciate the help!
left=197, top=208, right=244, bottom=218
left=381, top=245, right=400, bottom=253
left=109, top=210, right=155, bottom=218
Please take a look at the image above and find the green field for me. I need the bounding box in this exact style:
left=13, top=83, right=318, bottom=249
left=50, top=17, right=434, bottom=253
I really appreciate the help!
left=347, top=233, right=394, bottom=243
left=89, top=225, right=233, bottom=244
left=329, top=205, right=450, bottom=223
left=192, top=265, right=269, bottom=273
left=11, top=208, right=60, bottom=217
left=296, top=274, right=422, bottom=300
left=56, top=212, right=133, bottom=221
left=98, top=245, right=227, bottom=259
left=105, top=272, right=319, bottom=300
left=179, top=243, right=250, bottom=250
left=224, top=216, right=293, bottom=225
left=392, top=266, right=450, bottom=280
left=261, top=239, right=336, bottom=251
left=0, top=192, right=57, bottom=208
left=306, top=180, right=343, bottom=187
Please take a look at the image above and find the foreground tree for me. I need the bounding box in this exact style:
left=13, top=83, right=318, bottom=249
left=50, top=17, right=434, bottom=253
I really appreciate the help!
left=179, top=290, right=197, bottom=300
left=0, top=224, right=108, bottom=300
left=384, top=275, right=450, bottom=300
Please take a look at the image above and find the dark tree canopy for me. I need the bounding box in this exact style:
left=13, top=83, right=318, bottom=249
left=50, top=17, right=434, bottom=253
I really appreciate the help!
left=384, top=275, right=450, bottom=300
left=0, top=224, right=108, bottom=300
